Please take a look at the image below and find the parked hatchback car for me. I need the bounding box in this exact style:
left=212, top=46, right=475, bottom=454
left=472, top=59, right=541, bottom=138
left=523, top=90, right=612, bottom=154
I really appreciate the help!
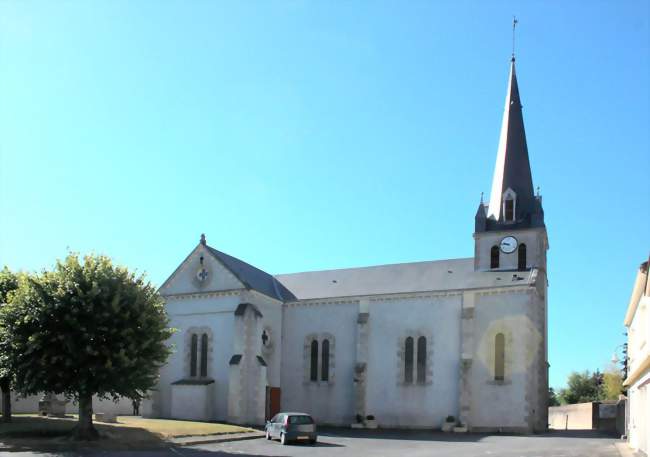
left=265, top=412, right=317, bottom=445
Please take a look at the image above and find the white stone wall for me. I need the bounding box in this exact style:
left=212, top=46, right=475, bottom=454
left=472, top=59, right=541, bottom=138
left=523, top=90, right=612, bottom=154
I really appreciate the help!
left=160, top=245, right=244, bottom=296
left=468, top=288, right=544, bottom=431
left=171, top=384, right=215, bottom=421
left=474, top=228, right=547, bottom=272
left=9, top=392, right=135, bottom=416
left=158, top=293, right=239, bottom=421
left=281, top=301, right=358, bottom=425
left=280, top=293, right=463, bottom=428
left=365, top=294, right=462, bottom=428
left=627, top=292, right=649, bottom=454
left=228, top=302, right=268, bottom=425
left=628, top=373, right=650, bottom=454
left=241, top=290, right=283, bottom=389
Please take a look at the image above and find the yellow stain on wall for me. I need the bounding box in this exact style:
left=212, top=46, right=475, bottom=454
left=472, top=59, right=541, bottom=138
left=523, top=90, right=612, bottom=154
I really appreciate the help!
left=476, top=316, right=542, bottom=379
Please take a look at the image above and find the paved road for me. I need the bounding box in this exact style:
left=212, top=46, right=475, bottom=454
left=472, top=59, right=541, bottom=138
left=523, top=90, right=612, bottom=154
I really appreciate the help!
left=1, top=429, right=622, bottom=457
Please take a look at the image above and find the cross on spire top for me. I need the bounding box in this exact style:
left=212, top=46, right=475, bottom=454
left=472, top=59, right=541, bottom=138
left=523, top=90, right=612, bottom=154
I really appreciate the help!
left=512, top=16, right=519, bottom=62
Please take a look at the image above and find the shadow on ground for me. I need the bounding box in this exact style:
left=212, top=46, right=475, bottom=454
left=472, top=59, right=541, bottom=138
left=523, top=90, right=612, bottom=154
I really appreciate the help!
left=0, top=415, right=166, bottom=453
left=318, top=427, right=619, bottom=443
left=540, top=429, right=621, bottom=439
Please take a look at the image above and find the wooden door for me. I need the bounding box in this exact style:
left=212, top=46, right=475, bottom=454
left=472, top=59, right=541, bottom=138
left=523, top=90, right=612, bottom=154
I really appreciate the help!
left=266, top=386, right=281, bottom=420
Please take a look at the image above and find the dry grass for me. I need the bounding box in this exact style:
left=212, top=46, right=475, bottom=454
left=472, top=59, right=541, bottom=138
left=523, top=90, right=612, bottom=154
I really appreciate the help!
left=112, top=416, right=253, bottom=438
left=0, top=414, right=253, bottom=451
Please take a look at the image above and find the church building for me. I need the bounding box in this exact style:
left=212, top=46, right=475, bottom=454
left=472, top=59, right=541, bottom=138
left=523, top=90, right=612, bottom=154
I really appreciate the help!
left=150, top=57, right=549, bottom=433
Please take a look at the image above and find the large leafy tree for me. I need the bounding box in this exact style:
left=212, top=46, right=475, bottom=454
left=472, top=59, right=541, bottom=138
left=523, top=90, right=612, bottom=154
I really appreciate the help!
left=0, top=254, right=174, bottom=439
left=0, top=267, right=19, bottom=422
left=558, top=370, right=604, bottom=404
left=602, top=366, right=624, bottom=400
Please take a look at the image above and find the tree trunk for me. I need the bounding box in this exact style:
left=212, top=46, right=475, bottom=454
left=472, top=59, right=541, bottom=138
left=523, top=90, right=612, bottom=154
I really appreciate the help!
left=0, top=378, right=10, bottom=423
left=73, top=392, right=99, bottom=440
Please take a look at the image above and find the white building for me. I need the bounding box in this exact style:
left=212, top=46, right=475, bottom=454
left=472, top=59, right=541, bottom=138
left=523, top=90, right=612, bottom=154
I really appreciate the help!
left=151, top=58, right=549, bottom=433
left=624, top=259, right=650, bottom=454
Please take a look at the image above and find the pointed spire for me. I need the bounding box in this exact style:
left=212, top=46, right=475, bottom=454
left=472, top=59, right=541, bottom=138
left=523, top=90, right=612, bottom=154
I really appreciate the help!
left=486, top=59, right=535, bottom=222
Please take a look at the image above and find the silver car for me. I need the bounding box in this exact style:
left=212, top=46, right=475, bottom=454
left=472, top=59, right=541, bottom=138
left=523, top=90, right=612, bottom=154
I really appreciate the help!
left=265, top=412, right=317, bottom=445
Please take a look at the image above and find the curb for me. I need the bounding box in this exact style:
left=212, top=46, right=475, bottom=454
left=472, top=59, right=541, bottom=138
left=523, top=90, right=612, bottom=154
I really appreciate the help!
left=171, top=432, right=265, bottom=446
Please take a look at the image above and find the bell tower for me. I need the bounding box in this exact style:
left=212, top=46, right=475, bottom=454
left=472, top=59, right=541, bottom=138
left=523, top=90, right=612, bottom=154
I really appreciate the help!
left=474, top=56, right=548, bottom=273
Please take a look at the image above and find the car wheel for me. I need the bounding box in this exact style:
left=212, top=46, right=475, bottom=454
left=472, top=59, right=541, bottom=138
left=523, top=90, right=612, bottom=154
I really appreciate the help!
left=280, top=433, right=287, bottom=445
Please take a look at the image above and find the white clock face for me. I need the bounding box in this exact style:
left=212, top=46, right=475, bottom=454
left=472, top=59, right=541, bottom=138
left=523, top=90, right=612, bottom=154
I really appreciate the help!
left=500, top=236, right=518, bottom=254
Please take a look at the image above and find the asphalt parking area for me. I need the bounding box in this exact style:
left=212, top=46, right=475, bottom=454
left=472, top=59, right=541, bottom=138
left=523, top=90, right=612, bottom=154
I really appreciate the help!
left=184, top=428, right=622, bottom=457
left=0, top=429, right=623, bottom=457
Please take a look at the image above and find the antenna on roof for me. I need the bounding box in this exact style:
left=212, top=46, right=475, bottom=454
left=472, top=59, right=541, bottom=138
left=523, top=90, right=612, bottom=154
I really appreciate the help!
left=511, top=16, right=518, bottom=62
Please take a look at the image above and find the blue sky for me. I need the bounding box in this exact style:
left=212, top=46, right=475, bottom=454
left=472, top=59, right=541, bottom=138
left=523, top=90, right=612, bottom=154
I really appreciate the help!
left=0, top=1, right=648, bottom=389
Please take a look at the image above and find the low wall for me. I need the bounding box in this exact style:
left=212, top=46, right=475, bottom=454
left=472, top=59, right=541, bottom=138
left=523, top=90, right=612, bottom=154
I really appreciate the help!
left=549, top=402, right=597, bottom=430
left=8, top=392, right=135, bottom=416
left=549, top=400, right=626, bottom=434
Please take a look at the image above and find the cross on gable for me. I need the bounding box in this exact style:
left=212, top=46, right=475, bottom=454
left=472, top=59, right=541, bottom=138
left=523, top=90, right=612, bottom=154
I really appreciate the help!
left=198, top=269, right=209, bottom=281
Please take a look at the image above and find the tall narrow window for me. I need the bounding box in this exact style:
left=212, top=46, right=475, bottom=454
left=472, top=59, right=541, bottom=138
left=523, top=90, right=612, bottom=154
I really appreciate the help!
left=416, top=336, right=427, bottom=384
left=504, top=199, right=514, bottom=221
left=495, top=333, right=505, bottom=381
left=190, top=334, right=198, bottom=377
left=518, top=244, right=527, bottom=271
left=200, top=333, right=208, bottom=377
left=310, top=340, right=318, bottom=381
left=321, top=339, right=330, bottom=381
left=404, top=337, right=414, bottom=384
left=490, top=246, right=500, bottom=269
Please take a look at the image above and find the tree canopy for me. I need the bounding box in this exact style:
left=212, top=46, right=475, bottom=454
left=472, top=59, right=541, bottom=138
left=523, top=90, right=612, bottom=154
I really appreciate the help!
left=0, top=266, right=20, bottom=422
left=0, top=254, right=174, bottom=438
left=601, top=366, right=624, bottom=400
left=557, top=370, right=604, bottom=404
left=555, top=367, right=625, bottom=405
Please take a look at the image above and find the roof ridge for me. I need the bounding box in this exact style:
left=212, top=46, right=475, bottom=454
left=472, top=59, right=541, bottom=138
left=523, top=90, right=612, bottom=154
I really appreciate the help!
left=274, top=257, right=474, bottom=277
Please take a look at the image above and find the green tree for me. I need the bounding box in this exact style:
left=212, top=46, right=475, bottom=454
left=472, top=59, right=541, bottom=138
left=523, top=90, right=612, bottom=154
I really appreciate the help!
left=548, top=387, right=560, bottom=407
left=0, top=254, right=174, bottom=439
left=558, top=370, right=604, bottom=404
left=0, top=267, right=19, bottom=422
left=602, top=365, right=624, bottom=400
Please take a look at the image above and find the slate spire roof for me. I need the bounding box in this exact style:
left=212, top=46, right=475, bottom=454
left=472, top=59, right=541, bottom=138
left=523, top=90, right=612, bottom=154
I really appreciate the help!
left=486, top=58, right=536, bottom=222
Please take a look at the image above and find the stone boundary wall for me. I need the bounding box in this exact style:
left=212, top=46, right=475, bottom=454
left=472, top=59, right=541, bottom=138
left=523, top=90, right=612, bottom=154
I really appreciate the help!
left=549, top=400, right=625, bottom=434
left=8, top=392, right=135, bottom=416
left=548, top=402, right=597, bottom=430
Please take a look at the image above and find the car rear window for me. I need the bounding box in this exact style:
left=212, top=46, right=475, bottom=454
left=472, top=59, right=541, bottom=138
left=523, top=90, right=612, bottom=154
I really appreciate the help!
left=289, top=415, right=314, bottom=424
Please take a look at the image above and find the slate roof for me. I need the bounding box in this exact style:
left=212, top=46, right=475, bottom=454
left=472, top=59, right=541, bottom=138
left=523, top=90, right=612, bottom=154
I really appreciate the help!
left=206, top=246, right=296, bottom=302
left=486, top=58, right=540, bottom=227
left=274, top=258, right=537, bottom=301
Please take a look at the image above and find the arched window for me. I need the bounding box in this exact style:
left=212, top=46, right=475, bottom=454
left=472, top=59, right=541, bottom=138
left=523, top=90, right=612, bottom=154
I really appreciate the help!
left=504, top=198, right=514, bottom=221
left=310, top=340, right=318, bottom=382
left=495, top=333, right=505, bottom=381
left=321, top=339, right=330, bottom=381
left=404, top=337, right=414, bottom=384
left=200, top=333, right=208, bottom=377
left=416, top=336, right=427, bottom=384
left=190, top=334, right=198, bottom=377
left=490, top=245, right=500, bottom=269
left=518, top=243, right=527, bottom=270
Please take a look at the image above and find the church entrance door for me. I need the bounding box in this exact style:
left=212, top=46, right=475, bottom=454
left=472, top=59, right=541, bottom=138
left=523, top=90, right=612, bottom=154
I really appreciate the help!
left=265, top=387, right=281, bottom=420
